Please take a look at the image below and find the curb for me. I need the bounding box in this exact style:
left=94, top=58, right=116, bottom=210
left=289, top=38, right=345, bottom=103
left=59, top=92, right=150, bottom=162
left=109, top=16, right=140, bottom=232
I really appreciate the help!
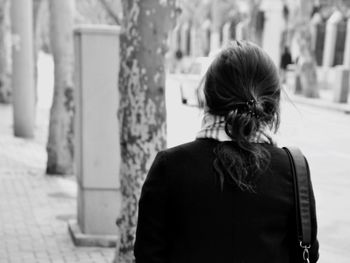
left=68, top=220, right=118, bottom=248
left=289, top=95, right=350, bottom=114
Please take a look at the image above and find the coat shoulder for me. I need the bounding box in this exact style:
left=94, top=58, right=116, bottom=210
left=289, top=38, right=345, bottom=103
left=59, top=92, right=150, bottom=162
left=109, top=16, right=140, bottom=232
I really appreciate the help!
left=162, top=139, right=218, bottom=161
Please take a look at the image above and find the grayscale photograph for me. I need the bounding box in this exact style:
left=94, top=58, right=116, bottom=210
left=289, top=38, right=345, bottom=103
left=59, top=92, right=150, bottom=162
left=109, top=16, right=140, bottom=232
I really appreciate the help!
left=0, top=0, right=349, bottom=262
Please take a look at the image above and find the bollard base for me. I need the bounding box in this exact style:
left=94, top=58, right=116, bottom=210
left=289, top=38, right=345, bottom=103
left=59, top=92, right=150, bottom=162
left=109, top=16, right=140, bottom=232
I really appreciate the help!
left=68, top=220, right=118, bottom=248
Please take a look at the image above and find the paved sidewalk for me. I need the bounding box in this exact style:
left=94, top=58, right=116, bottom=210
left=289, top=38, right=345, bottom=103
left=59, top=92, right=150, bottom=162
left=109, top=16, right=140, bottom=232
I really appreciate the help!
left=0, top=105, right=115, bottom=263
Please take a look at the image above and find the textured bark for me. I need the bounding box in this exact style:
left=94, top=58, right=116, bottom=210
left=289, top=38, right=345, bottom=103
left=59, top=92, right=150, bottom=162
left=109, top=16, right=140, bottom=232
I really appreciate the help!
left=114, top=0, right=175, bottom=262
left=0, top=0, right=11, bottom=103
left=296, top=0, right=319, bottom=98
left=98, top=0, right=121, bottom=25
left=46, top=0, right=75, bottom=175
left=76, top=0, right=121, bottom=25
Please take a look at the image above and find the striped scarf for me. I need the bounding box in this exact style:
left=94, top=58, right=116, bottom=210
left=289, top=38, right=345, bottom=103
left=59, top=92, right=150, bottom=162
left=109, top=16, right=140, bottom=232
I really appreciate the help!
left=196, top=113, right=270, bottom=143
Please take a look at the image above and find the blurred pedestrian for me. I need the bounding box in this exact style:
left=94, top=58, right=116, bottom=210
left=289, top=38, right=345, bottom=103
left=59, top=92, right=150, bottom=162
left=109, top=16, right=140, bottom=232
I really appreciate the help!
left=134, top=41, right=319, bottom=263
left=280, top=45, right=293, bottom=83
left=174, top=48, right=183, bottom=73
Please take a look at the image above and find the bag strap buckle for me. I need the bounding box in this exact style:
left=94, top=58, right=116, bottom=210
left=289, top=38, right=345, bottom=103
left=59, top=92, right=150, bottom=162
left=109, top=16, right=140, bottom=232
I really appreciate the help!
left=300, top=241, right=311, bottom=263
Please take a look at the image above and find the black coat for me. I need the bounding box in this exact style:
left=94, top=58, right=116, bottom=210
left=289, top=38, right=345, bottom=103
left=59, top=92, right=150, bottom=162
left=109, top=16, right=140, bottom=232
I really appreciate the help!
left=134, top=138, right=319, bottom=263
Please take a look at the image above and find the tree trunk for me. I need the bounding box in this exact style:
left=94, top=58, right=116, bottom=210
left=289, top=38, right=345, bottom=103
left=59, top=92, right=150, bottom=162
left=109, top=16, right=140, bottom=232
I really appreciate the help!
left=210, top=0, right=221, bottom=52
left=11, top=0, right=36, bottom=138
left=0, top=0, right=11, bottom=103
left=46, top=0, right=75, bottom=175
left=247, top=0, right=262, bottom=46
left=296, top=0, right=319, bottom=98
left=33, top=0, right=45, bottom=104
left=114, top=0, right=175, bottom=262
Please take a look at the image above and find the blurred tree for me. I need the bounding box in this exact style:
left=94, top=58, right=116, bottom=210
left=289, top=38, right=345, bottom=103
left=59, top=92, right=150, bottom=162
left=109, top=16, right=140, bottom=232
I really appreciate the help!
left=75, top=0, right=122, bottom=25
left=179, top=0, right=237, bottom=24
left=178, top=0, right=211, bottom=26
left=294, top=0, right=319, bottom=97
left=211, top=0, right=238, bottom=51
left=33, top=0, right=45, bottom=102
left=176, top=0, right=236, bottom=55
left=11, top=0, right=36, bottom=138
left=98, top=0, right=121, bottom=24
left=0, top=0, right=45, bottom=106
left=31, top=0, right=123, bottom=56
left=247, top=0, right=263, bottom=46
left=46, top=0, right=75, bottom=175
left=0, top=0, right=11, bottom=103
left=210, top=0, right=221, bottom=51
left=114, top=0, right=176, bottom=262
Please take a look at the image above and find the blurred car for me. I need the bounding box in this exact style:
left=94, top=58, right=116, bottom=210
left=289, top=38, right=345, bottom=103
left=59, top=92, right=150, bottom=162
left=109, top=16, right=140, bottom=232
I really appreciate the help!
left=175, top=56, right=214, bottom=108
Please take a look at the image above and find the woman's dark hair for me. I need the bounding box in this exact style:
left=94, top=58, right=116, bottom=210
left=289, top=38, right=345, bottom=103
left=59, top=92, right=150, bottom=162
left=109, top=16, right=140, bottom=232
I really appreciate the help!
left=203, top=41, right=281, bottom=192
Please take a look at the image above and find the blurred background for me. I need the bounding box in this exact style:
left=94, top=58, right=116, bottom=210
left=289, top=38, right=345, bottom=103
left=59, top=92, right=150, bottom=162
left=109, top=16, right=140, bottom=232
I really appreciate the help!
left=0, top=0, right=350, bottom=262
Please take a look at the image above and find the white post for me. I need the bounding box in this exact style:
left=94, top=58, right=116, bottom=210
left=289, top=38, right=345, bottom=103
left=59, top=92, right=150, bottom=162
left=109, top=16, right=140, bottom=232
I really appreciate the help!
left=310, top=13, right=323, bottom=52
left=209, top=31, right=220, bottom=55
left=201, top=19, right=211, bottom=56
left=180, top=22, right=190, bottom=56
left=10, top=0, right=35, bottom=138
left=68, top=25, right=121, bottom=247
left=210, top=0, right=221, bottom=55
left=322, top=11, right=343, bottom=67
left=222, top=22, right=231, bottom=47
left=190, top=27, right=198, bottom=57
left=235, top=21, right=245, bottom=41
left=261, top=0, right=283, bottom=67
left=172, top=24, right=181, bottom=52
left=333, top=66, right=350, bottom=103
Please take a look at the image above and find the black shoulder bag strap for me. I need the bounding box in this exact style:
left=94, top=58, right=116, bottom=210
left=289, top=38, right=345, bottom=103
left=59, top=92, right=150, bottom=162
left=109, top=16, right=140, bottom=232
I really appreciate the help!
left=283, top=147, right=312, bottom=263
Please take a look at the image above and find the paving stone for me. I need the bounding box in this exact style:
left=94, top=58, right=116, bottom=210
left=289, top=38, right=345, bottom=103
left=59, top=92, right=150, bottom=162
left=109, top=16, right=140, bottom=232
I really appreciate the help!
left=0, top=105, right=115, bottom=262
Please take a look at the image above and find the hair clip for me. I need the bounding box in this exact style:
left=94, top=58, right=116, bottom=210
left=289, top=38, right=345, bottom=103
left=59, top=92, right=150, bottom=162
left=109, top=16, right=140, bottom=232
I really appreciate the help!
left=246, top=99, right=255, bottom=105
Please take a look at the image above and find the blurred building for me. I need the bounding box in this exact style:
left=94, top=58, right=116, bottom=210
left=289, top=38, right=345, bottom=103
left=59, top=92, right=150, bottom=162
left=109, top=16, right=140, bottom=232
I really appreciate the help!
left=168, top=0, right=282, bottom=68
